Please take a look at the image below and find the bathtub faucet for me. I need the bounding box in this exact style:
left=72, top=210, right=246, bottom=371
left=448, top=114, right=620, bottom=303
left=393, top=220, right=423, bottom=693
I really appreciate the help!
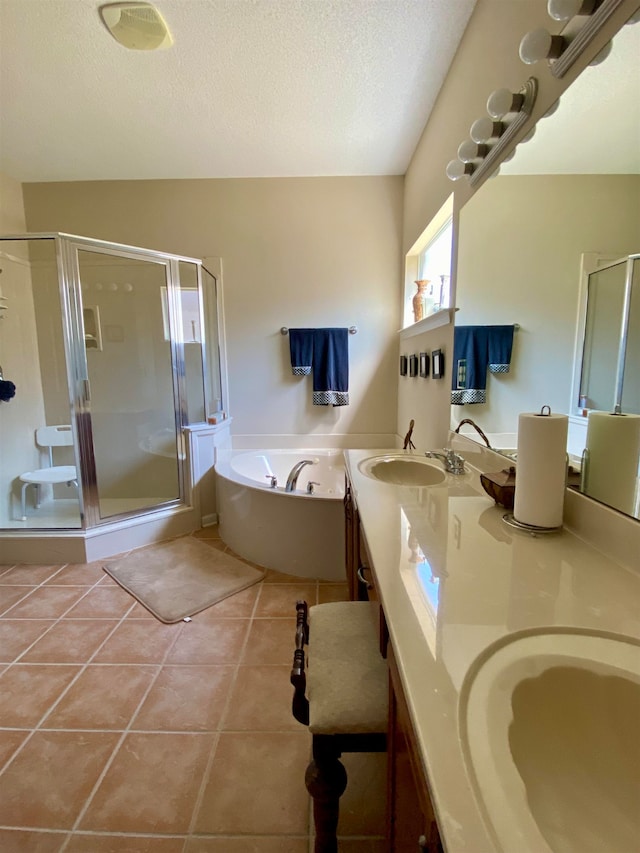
left=285, top=459, right=315, bottom=492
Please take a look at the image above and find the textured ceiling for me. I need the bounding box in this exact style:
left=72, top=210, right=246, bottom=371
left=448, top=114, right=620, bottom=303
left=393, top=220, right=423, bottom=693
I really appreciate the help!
left=0, top=0, right=477, bottom=182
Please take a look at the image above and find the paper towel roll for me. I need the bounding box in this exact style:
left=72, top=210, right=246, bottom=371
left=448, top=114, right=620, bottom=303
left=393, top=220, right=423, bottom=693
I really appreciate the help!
left=514, top=410, right=568, bottom=528
left=585, top=411, right=640, bottom=516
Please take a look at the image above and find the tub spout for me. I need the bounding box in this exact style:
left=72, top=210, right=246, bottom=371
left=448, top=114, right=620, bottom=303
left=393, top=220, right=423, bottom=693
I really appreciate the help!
left=285, top=459, right=315, bottom=492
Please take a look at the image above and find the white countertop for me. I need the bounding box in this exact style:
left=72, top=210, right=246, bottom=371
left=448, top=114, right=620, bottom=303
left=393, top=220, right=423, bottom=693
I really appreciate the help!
left=343, top=442, right=640, bottom=853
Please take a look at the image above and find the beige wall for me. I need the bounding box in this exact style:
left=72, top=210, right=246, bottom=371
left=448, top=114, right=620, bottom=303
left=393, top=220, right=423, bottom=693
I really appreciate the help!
left=0, top=172, right=47, bottom=523
left=22, top=177, right=403, bottom=445
left=397, top=0, right=639, bottom=453
left=455, top=174, right=640, bottom=433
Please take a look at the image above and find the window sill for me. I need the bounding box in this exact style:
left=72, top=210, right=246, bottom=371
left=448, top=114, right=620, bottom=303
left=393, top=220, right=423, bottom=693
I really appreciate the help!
left=399, top=308, right=453, bottom=339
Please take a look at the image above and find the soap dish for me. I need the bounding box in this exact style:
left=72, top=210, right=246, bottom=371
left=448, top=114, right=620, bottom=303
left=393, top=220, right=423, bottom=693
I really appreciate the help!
left=480, top=466, right=516, bottom=510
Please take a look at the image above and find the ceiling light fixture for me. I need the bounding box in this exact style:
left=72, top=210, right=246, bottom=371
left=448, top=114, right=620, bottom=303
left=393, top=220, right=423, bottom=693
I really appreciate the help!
left=99, top=2, right=173, bottom=50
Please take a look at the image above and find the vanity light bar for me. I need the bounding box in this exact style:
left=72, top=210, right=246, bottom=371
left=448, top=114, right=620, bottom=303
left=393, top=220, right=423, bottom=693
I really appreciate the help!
left=445, top=77, right=538, bottom=188
left=519, top=0, right=626, bottom=78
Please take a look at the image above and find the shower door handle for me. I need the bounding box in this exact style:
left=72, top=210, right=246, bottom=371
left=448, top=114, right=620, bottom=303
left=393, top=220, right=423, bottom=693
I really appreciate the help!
left=80, top=379, right=91, bottom=403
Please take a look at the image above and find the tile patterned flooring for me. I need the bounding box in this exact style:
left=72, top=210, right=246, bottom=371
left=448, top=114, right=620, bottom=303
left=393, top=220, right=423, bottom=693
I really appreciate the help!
left=0, top=527, right=386, bottom=852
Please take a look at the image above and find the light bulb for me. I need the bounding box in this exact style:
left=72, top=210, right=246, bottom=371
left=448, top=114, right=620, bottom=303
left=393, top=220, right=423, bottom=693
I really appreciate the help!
left=542, top=97, right=561, bottom=118
left=446, top=160, right=474, bottom=181
left=520, top=126, right=537, bottom=144
left=589, top=40, right=612, bottom=65
left=470, top=117, right=503, bottom=143
left=519, top=28, right=566, bottom=64
left=486, top=89, right=525, bottom=120
left=457, top=139, right=489, bottom=163
left=547, top=0, right=597, bottom=22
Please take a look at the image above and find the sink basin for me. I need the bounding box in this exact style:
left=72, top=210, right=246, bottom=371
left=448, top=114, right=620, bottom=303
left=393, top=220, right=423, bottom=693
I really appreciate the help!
left=357, top=455, right=446, bottom=486
left=459, top=630, right=640, bottom=853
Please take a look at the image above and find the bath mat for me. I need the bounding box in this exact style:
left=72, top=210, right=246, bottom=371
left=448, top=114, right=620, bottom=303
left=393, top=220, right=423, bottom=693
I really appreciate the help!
left=103, top=537, right=265, bottom=623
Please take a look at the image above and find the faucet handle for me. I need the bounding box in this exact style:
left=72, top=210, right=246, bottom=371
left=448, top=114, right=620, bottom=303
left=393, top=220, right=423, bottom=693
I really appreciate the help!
left=445, top=449, right=466, bottom=472
left=265, top=474, right=278, bottom=488
left=306, top=481, right=320, bottom=495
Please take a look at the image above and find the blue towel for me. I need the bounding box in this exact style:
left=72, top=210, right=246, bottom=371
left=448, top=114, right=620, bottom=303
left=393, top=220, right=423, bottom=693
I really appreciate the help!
left=312, top=328, right=349, bottom=406
left=451, top=325, right=515, bottom=405
left=487, top=325, right=515, bottom=374
left=289, top=328, right=314, bottom=376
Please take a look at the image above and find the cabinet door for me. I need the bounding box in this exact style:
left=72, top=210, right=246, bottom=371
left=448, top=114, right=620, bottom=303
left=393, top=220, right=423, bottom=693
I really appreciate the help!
left=358, top=531, right=378, bottom=602
left=344, top=476, right=375, bottom=602
left=388, top=645, right=443, bottom=853
left=344, top=478, right=359, bottom=601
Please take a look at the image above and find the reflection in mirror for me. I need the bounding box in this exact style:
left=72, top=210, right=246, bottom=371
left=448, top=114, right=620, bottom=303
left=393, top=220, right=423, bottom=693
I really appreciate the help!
left=453, top=19, right=640, bottom=519
left=580, top=255, right=640, bottom=415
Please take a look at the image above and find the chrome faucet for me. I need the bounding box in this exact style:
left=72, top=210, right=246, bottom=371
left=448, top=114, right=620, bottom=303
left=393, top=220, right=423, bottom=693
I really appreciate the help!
left=425, top=449, right=466, bottom=474
left=285, top=459, right=315, bottom=492
left=454, top=418, right=491, bottom=448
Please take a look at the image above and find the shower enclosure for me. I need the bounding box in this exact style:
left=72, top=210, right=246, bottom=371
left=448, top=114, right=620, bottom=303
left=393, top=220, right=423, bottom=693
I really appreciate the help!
left=0, top=233, right=224, bottom=540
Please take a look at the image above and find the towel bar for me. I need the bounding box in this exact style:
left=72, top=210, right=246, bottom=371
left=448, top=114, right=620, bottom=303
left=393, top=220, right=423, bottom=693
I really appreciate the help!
left=281, top=325, right=357, bottom=335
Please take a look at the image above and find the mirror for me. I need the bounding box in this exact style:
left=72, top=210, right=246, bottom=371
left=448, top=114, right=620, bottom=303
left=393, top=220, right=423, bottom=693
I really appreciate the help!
left=454, top=18, right=640, bottom=520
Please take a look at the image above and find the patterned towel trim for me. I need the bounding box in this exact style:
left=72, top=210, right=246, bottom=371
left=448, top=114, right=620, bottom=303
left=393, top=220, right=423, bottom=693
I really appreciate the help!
left=489, top=363, right=510, bottom=374
left=451, top=389, right=486, bottom=405
left=313, top=390, right=349, bottom=406
left=292, top=366, right=312, bottom=376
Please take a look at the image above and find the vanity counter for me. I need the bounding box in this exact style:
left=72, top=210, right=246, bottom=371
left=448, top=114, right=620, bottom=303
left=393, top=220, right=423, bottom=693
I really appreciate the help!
left=343, top=444, right=640, bottom=853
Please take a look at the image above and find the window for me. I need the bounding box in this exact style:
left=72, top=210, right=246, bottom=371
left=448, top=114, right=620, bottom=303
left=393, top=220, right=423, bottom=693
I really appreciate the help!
left=403, top=195, right=453, bottom=329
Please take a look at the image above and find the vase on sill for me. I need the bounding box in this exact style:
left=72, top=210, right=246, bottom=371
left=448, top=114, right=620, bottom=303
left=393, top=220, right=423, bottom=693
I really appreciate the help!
left=412, top=279, right=430, bottom=324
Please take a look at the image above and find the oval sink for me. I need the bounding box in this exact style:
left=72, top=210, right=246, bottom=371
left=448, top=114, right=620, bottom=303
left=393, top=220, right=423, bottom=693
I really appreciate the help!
left=357, top=455, right=446, bottom=486
left=459, top=630, right=640, bottom=853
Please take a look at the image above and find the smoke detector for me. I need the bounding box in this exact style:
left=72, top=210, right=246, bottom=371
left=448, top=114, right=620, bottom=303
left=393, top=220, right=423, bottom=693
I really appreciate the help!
left=99, top=2, right=173, bottom=50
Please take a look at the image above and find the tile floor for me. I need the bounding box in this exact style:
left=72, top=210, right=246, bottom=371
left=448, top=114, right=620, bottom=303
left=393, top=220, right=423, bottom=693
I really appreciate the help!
left=0, top=526, right=386, bottom=852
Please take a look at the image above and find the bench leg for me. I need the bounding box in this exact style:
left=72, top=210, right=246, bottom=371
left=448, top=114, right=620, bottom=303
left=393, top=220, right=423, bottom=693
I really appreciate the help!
left=305, top=736, right=348, bottom=853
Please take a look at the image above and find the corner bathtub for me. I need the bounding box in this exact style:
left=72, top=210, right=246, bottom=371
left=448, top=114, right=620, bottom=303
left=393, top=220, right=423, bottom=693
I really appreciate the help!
left=214, top=449, right=346, bottom=580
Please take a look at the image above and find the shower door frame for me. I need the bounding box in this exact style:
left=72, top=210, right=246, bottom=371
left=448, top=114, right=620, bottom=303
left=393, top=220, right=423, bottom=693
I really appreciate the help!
left=63, top=233, right=200, bottom=528
left=10, top=231, right=209, bottom=530
left=0, top=231, right=222, bottom=534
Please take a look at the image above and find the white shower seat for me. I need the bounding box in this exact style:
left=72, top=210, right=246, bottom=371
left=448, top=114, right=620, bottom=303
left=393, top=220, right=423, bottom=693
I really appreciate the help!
left=19, top=425, right=79, bottom=521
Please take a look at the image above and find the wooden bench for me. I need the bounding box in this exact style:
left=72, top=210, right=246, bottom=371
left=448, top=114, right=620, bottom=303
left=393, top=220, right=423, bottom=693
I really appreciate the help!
left=291, top=599, right=388, bottom=853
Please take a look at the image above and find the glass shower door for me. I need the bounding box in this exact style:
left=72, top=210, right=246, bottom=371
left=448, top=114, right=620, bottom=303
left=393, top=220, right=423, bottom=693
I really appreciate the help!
left=76, top=248, right=182, bottom=521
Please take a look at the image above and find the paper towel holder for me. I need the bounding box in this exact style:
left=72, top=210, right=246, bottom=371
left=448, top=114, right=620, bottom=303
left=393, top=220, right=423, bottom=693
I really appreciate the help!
left=502, top=512, right=563, bottom=536
left=502, top=403, right=566, bottom=535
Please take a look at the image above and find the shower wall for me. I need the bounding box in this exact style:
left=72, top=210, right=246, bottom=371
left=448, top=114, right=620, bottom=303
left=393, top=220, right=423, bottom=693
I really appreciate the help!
left=0, top=244, right=48, bottom=525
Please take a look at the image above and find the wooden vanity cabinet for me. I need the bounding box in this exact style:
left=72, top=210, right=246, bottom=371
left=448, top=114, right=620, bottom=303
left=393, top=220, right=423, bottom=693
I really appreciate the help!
left=388, top=643, right=444, bottom=853
left=344, top=475, right=443, bottom=852
left=344, top=477, right=377, bottom=603
left=344, top=478, right=387, bottom=656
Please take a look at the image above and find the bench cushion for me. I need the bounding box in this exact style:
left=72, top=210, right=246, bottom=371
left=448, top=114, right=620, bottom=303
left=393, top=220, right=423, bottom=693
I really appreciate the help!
left=307, top=601, right=388, bottom=735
